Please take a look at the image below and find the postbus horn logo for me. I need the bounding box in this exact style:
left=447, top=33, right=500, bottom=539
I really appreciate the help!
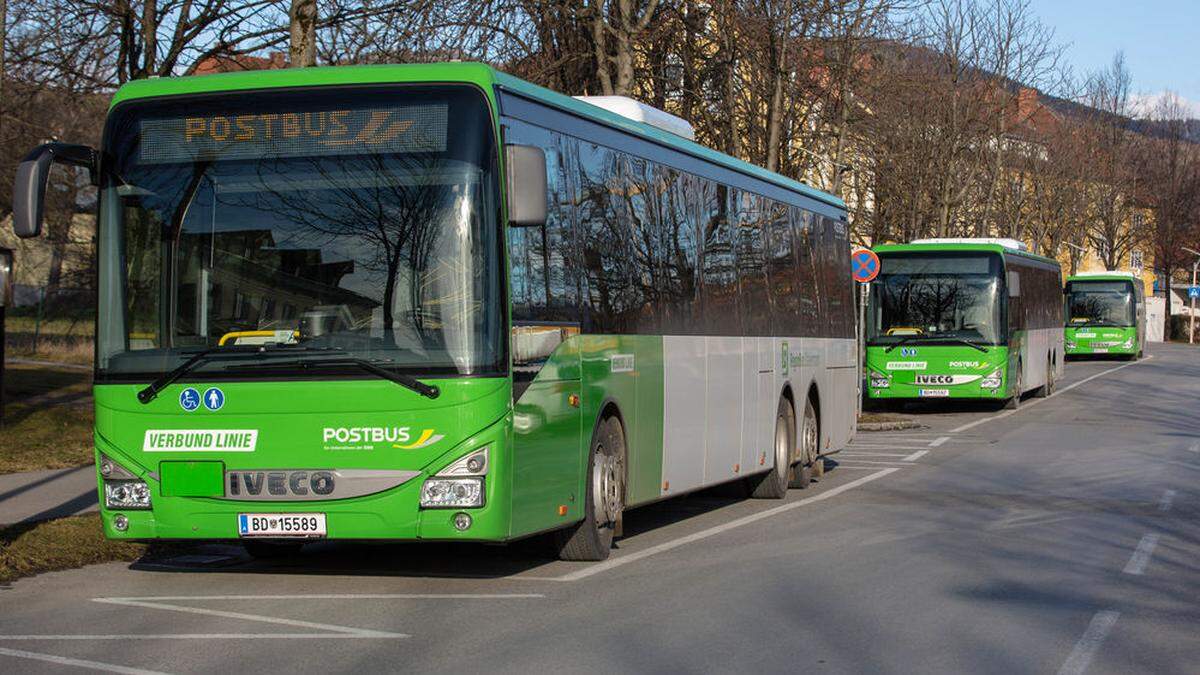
left=393, top=429, right=444, bottom=450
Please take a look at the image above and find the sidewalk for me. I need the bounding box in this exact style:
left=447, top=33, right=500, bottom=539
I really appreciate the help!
left=0, top=466, right=98, bottom=526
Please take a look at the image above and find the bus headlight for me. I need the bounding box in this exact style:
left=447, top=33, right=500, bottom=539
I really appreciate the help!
left=104, top=480, right=152, bottom=510
left=980, top=369, right=1002, bottom=389
left=869, top=371, right=890, bottom=388
left=1121, top=338, right=1133, bottom=349
left=420, top=478, right=484, bottom=509
left=1066, top=340, right=1076, bottom=350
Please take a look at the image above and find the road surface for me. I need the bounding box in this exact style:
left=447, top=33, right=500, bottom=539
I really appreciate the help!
left=0, top=343, right=1196, bottom=674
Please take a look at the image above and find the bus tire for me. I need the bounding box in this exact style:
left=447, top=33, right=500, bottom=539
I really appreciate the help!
left=555, top=416, right=625, bottom=561
left=1004, top=361, right=1023, bottom=410
left=1035, top=356, right=1055, bottom=397
left=790, top=397, right=820, bottom=488
left=243, top=541, right=304, bottom=560
left=752, top=398, right=794, bottom=498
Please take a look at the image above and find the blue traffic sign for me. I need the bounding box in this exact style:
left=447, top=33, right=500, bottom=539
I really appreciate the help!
left=202, top=387, right=225, bottom=411
left=852, top=249, right=881, bottom=283
left=1188, top=286, right=1200, bottom=299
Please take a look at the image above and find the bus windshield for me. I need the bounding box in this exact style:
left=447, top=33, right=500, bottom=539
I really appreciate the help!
left=95, top=85, right=503, bottom=381
left=1066, top=281, right=1135, bottom=327
left=868, top=253, right=1004, bottom=346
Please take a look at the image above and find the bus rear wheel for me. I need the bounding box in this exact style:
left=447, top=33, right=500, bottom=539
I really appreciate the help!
left=790, top=397, right=820, bottom=488
left=1035, top=357, right=1055, bottom=398
left=555, top=416, right=625, bottom=561
left=751, top=398, right=794, bottom=498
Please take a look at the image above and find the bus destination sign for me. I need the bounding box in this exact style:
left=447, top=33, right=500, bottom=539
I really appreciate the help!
left=138, top=103, right=449, bottom=164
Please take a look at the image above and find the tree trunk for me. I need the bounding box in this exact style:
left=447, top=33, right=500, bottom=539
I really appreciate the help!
left=142, top=0, right=157, bottom=75
left=289, top=0, right=318, bottom=67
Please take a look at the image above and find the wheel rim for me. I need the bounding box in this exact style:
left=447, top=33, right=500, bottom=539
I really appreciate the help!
left=592, top=445, right=623, bottom=527
left=775, top=412, right=790, bottom=485
left=803, top=404, right=818, bottom=464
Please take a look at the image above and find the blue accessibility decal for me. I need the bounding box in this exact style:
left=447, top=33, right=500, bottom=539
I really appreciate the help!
left=179, top=387, right=201, bottom=412
left=202, top=387, right=225, bottom=411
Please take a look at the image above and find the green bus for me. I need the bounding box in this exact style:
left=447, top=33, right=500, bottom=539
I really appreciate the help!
left=11, top=63, right=857, bottom=561
left=865, top=238, right=1064, bottom=409
left=1064, top=272, right=1146, bottom=359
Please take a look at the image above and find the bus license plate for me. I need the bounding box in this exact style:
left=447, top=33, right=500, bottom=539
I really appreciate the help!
left=1092, top=348, right=1108, bottom=353
left=238, top=513, right=326, bottom=538
left=918, top=389, right=950, bottom=397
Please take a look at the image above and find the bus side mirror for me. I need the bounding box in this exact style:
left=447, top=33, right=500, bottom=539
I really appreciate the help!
left=12, top=142, right=98, bottom=239
left=504, top=144, right=547, bottom=227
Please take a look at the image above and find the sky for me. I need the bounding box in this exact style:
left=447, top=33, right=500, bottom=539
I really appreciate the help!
left=1028, top=0, right=1200, bottom=115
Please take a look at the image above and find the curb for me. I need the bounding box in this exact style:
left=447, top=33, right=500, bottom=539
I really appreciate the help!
left=857, top=420, right=923, bottom=432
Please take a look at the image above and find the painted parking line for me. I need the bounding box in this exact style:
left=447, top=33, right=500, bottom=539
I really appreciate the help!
left=902, top=450, right=929, bottom=462
left=1122, top=534, right=1161, bottom=575
left=0, top=646, right=168, bottom=675
left=950, top=357, right=1153, bottom=434
left=841, top=451, right=912, bottom=457
left=0, top=594, right=544, bottom=643
left=552, top=468, right=899, bottom=582
left=929, top=436, right=950, bottom=447
left=1189, top=441, right=1199, bottom=454
left=1057, top=610, right=1120, bottom=675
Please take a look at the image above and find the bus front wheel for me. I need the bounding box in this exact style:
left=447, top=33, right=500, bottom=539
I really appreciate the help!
left=555, top=416, right=625, bottom=561
left=1004, top=362, right=1023, bottom=410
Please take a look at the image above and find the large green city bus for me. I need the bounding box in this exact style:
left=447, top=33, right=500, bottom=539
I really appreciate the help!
left=10, top=63, right=856, bottom=561
left=865, top=238, right=1063, bottom=408
left=1064, top=272, right=1146, bottom=359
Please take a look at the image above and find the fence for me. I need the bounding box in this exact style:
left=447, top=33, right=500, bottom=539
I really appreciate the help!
left=4, top=286, right=95, bottom=366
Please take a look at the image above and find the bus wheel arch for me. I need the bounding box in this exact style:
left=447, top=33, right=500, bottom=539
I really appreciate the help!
left=555, top=402, right=626, bottom=561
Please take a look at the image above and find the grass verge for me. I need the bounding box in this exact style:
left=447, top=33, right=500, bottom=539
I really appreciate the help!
left=0, top=514, right=145, bottom=585
left=1, top=364, right=95, bottom=474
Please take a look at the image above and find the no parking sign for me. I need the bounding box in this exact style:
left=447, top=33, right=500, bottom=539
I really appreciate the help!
left=852, top=249, right=880, bottom=283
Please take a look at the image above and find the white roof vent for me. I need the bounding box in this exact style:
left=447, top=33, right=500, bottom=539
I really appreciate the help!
left=910, top=237, right=1028, bottom=251
left=574, top=96, right=696, bottom=140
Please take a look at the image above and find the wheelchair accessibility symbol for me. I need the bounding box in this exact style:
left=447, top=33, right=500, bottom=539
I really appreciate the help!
left=179, top=388, right=201, bottom=412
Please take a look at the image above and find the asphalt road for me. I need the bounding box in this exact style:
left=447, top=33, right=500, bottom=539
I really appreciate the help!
left=1, top=343, right=1197, bottom=674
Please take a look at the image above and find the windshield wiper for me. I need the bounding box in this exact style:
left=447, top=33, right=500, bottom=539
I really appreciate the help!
left=136, top=345, right=343, bottom=404
left=224, top=357, right=440, bottom=400
left=883, top=335, right=989, bottom=353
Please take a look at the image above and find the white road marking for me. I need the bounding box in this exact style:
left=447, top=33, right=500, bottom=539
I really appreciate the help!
left=843, top=445, right=932, bottom=451
left=92, top=597, right=405, bottom=638
left=950, top=357, right=1152, bottom=434
left=1189, top=441, right=1199, bottom=453
left=833, top=464, right=909, bottom=470
left=1122, top=534, right=1161, bottom=575
left=902, top=450, right=929, bottom=462
left=0, top=646, right=168, bottom=674
left=0, top=594, right=545, bottom=643
left=1158, top=490, right=1176, bottom=512
left=1057, top=610, right=1120, bottom=675
left=840, top=451, right=912, bottom=457
left=106, top=594, right=544, bottom=601
left=832, top=459, right=912, bottom=465
left=929, top=436, right=950, bottom=447
left=554, top=469, right=899, bottom=582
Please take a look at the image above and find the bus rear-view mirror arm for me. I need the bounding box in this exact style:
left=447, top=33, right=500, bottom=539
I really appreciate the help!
left=12, top=142, right=98, bottom=239
left=504, top=144, right=547, bottom=227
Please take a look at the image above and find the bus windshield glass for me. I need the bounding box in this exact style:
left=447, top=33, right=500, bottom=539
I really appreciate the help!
left=95, top=85, right=502, bottom=381
left=868, top=253, right=1004, bottom=346
left=1066, top=280, right=1135, bottom=327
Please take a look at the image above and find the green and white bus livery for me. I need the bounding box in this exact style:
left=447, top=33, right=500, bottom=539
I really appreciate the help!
left=11, top=63, right=857, bottom=561
left=1064, top=272, right=1146, bottom=359
left=865, top=238, right=1064, bottom=408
